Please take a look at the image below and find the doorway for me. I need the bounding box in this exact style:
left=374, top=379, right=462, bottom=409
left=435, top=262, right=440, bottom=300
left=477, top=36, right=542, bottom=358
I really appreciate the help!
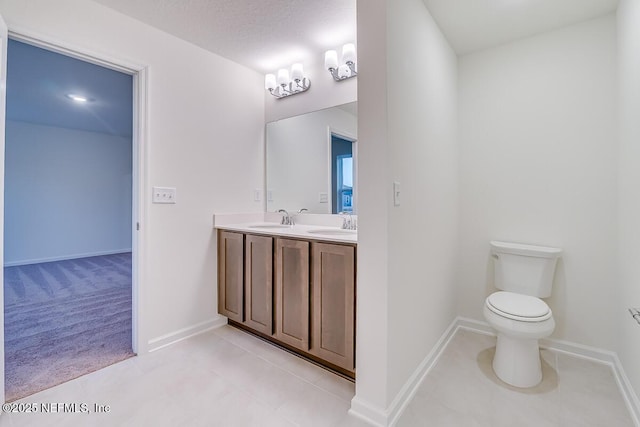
left=331, top=133, right=356, bottom=214
left=3, top=38, right=140, bottom=401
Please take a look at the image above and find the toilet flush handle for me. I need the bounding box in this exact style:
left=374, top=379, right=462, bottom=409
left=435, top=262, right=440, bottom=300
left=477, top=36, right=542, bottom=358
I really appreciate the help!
left=491, top=254, right=499, bottom=259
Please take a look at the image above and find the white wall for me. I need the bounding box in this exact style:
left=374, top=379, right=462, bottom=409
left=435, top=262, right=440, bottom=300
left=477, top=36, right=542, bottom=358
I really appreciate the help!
left=617, top=0, right=640, bottom=407
left=266, top=106, right=356, bottom=213
left=264, top=53, right=357, bottom=123
left=353, top=0, right=458, bottom=423
left=386, top=0, right=458, bottom=407
left=4, top=121, right=132, bottom=265
left=352, top=0, right=390, bottom=419
left=0, top=0, right=265, bottom=352
left=458, top=16, right=618, bottom=350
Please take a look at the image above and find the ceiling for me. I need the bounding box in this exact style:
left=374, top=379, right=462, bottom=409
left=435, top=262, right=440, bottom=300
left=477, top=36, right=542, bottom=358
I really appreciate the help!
left=7, top=39, right=133, bottom=137
left=422, top=0, right=619, bottom=55
left=93, top=0, right=619, bottom=72
left=5, top=1, right=619, bottom=137
left=92, top=0, right=357, bottom=74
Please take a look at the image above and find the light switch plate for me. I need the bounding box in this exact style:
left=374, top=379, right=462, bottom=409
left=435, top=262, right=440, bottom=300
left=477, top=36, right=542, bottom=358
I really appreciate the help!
left=319, top=192, right=328, bottom=203
left=253, top=189, right=262, bottom=202
left=393, top=182, right=401, bottom=206
left=153, top=186, right=176, bottom=204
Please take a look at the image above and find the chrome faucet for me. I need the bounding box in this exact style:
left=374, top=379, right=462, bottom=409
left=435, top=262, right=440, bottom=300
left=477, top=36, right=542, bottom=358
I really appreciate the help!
left=297, top=208, right=308, bottom=214
left=339, top=211, right=356, bottom=230
left=278, top=209, right=294, bottom=226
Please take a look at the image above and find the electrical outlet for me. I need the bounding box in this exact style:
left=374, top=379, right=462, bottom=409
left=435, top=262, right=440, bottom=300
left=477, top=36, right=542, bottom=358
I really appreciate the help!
left=319, top=192, right=328, bottom=203
left=152, top=186, right=177, bottom=204
left=254, top=189, right=262, bottom=202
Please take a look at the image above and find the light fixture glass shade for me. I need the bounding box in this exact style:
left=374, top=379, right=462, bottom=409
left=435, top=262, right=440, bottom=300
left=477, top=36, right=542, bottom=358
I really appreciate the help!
left=266, top=62, right=311, bottom=98
left=324, top=50, right=338, bottom=70
left=277, top=68, right=290, bottom=86
left=265, top=74, right=277, bottom=90
left=338, top=64, right=351, bottom=79
left=291, top=63, right=304, bottom=81
left=342, top=43, right=356, bottom=64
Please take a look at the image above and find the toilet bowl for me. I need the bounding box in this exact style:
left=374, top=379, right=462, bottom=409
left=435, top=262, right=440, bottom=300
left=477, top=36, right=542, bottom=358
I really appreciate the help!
left=485, top=241, right=561, bottom=388
left=484, top=291, right=555, bottom=387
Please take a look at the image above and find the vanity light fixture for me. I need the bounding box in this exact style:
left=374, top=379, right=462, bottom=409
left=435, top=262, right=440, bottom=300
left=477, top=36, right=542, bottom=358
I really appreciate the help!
left=265, top=63, right=311, bottom=99
left=324, top=43, right=357, bottom=81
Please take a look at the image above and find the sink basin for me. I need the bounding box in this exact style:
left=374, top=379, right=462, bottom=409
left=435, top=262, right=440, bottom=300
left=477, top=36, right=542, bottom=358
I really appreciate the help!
left=248, top=224, right=291, bottom=229
left=307, top=229, right=357, bottom=236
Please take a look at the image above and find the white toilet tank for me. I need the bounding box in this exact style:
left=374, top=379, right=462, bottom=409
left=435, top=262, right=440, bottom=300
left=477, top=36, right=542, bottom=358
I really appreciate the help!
left=490, top=241, right=562, bottom=298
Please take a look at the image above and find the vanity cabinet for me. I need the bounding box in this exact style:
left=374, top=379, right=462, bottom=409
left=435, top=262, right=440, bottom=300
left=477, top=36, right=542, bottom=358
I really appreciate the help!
left=244, top=234, right=273, bottom=335
left=216, top=229, right=357, bottom=377
left=217, top=231, right=244, bottom=323
left=217, top=231, right=274, bottom=334
left=274, top=238, right=310, bottom=351
left=310, top=243, right=355, bottom=371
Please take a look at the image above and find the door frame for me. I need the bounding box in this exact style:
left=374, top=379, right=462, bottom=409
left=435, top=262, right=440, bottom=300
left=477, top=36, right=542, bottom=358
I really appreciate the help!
left=326, top=126, right=357, bottom=214
left=2, top=28, right=149, bottom=368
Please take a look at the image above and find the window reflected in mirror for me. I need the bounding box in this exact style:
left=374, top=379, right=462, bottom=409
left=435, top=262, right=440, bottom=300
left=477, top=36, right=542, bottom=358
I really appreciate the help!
left=332, top=134, right=354, bottom=214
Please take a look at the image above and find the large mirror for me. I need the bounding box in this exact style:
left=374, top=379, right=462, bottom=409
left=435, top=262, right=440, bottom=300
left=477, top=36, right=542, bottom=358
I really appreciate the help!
left=266, top=102, right=357, bottom=214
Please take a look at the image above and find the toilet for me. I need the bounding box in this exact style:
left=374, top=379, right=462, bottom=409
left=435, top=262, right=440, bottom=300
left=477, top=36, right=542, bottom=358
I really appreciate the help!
left=483, top=240, right=562, bottom=388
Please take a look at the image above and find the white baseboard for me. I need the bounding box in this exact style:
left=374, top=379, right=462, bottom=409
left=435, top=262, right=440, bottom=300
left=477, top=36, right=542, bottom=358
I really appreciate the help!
left=4, top=248, right=132, bottom=267
left=456, top=316, right=495, bottom=336
left=612, top=353, right=640, bottom=427
left=387, top=319, right=460, bottom=426
left=351, top=316, right=640, bottom=427
left=458, top=317, right=640, bottom=427
left=348, top=318, right=460, bottom=427
left=348, top=397, right=388, bottom=427
left=147, top=316, right=228, bottom=352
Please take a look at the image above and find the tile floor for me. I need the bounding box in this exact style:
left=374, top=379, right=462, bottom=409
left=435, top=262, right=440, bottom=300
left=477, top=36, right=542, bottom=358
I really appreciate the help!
left=0, top=325, right=635, bottom=426
left=0, top=325, right=365, bottom=427
left=396, top=329, right=635, bottom=427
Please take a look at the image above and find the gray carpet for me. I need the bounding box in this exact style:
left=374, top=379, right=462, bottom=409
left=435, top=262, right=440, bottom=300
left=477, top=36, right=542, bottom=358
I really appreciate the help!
left=4, top=253, right=134, bottom=401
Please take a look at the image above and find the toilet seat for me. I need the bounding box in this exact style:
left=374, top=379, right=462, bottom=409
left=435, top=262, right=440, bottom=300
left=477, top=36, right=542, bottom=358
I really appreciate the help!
left=486, top=291, right=552, bottom=322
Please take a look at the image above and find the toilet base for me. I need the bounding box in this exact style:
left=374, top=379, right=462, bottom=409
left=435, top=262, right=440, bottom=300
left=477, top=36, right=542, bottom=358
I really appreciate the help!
left=493, top=333, right=542, bottom=388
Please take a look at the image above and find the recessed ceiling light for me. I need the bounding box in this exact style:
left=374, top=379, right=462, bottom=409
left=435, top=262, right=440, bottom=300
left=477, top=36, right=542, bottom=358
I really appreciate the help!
left=66, top=94, right=92, bottom=103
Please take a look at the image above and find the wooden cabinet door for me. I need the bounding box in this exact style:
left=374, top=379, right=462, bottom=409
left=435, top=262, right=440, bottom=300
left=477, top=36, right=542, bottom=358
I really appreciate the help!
left=244, top=234, right=273, bottom=335
left=274, top=238, right=310, bottom=351
left=218, top=230, right=244, bottom=322
left=310, top=242, right=355, bottom=371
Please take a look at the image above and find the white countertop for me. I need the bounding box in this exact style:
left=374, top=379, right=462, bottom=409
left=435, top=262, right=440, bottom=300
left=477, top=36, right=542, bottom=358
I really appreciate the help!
left=213, top=212, right=358, bottom=244
left=215, top=222, right=357, bottom=244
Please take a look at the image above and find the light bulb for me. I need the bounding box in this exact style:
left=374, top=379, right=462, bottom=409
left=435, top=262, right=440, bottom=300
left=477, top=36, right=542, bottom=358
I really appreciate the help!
left=277, top=68, right=290, bottom=86
left=265, top=74, right=277, bottom=90
left=342, top=43, right=356, bottom=64
left=291, top=63, right=304, bottom=81
left=324, top=50, right=338, bottom=70
left=67, top=94, right=89, bottom=102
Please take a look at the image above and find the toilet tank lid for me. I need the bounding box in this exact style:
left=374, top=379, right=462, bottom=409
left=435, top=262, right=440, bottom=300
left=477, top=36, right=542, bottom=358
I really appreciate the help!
left=490, top=241, right=562, bottom=258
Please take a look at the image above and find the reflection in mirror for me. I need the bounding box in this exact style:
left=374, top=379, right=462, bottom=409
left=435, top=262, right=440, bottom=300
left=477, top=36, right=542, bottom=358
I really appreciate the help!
left=266, top=102, right=357, bottom=214
left=332, top=134, right=354, bottom=213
